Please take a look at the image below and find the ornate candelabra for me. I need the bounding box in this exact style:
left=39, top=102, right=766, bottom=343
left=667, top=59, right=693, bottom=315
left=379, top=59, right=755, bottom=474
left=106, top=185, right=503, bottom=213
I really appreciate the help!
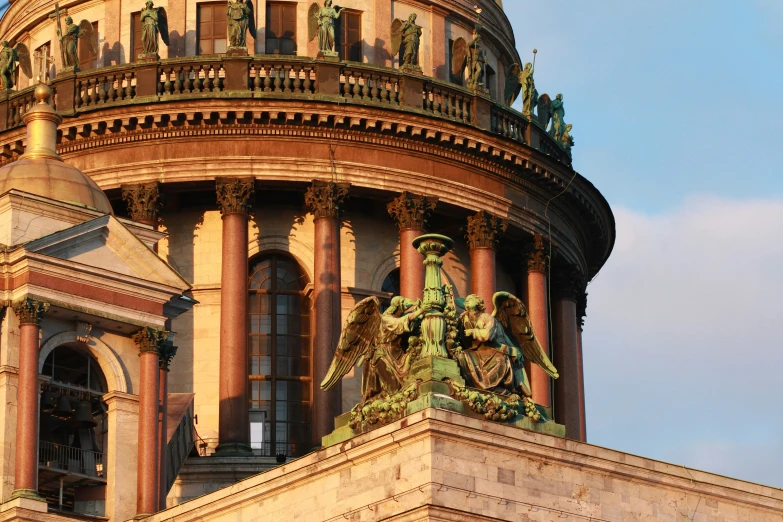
left=413, top=234, right=454, bottom=357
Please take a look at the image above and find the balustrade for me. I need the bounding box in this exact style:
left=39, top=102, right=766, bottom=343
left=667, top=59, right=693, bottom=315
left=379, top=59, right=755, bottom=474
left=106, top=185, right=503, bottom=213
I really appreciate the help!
left=340, top=67, right=400, bottom=105
left=159, top=61, right=225, bottom=96
left=249, top=61, right=315, bottom=94
left=76, top=70, right=136, bottom=108
left=491, top=105, right=526, bottom=143
left=39, top=441, right=104, bottom=478
left=423, top=82, right=471, bottom=124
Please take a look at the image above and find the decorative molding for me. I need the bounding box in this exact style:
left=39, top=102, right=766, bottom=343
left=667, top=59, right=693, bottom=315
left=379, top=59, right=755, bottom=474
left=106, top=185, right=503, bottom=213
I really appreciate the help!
left=159, top=341, right=178, bottom=371
left=216, top=178, right=255, bottom=215
left=12, top=298, right=49, bottom=326
left=39, top=331, right=130, bottom=393
left=526, top=233, right=548, bottom=273
left=465, top=211, right=507, bottom=250
left=121, top=182, right=161, bottom=224
left=75, top=321, right=92, bottom=343
left=387, top=192, right=438, bottom=231
left=577, top=291, right=588, bottom=329
left=552, top=266, right=584, bottom=302
left=304, top=180, right=350, bottom=219
left=132, top=326, right=169, bottom=355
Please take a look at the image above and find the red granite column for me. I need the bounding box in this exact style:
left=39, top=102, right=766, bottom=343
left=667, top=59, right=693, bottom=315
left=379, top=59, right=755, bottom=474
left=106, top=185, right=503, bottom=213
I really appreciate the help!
left=132, top=327, right=167, bottom=516
left=552, top=266, right=584, bottom=441
left=158, top=343, right=177, bottom=508
left=387, top=192, right=438, bottom=299
left=466, top=211, right=507, bottom=304
left=526, top=234, right=552, bottom=408
left=576, top=292, right=588, bottom=441
left=306, top=181, right=349, bottom=446
left=11, top=299, right=49, bottom=500
left=215, top=178, right=255, bottom=456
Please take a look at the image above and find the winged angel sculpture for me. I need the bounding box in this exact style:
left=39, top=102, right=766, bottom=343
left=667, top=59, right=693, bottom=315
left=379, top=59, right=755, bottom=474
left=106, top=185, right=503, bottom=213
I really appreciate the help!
left=0, top=40, right=32, bottom=91
left=451, top=26, right=487, bottom=90
left=322, top=291, right=557, bottom=406
left=58, top=16, right=98, bottom=69
left=308, top=1, right=344, bottom=54
left=391, top=14, right=422, bottom=69
left=140, top=1, right=169, bottom=56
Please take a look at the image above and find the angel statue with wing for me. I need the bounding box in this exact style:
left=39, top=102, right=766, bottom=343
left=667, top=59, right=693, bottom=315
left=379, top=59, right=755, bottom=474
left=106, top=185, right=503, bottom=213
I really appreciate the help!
left=308, top=1, right=344, bottom=54
left=140, top=1, right=169, bottom=56
left=451, top=25, right=487, bottom=90
left=59, top=16, right=98, bottom=69
left=391, top=14, right=422, bottom=69
left=0, top=40, right=32, bottom=91
left=321, top=296, right=431, bottom=402
left=455, top=293, right=558, bottom=398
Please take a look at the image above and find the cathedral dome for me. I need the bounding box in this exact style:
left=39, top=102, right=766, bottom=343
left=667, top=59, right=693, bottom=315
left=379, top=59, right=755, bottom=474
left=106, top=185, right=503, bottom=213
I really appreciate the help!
left=0, top=84, right=112, bottom=214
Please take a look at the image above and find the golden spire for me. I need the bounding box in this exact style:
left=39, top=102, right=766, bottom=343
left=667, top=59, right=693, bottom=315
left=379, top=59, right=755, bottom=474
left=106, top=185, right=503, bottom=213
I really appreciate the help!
left=19, top=83, right=62, bottom=161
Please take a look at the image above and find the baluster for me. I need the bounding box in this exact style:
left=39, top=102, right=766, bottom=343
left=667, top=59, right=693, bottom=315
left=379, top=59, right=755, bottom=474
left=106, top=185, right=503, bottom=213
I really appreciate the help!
left=351, top=72, right=361, bottom=99
left=217, top=66, right=225, bottom=91
left=426, top=87, right=433, bottom=113
left=98, top=77, right=107, bottom=103
left=361, top=75, right=370, bottom=100
left=303, top=67, right=312, bottom=93
left=252, top=65, right=260, bottom=91
left=183, top=66, right=193, bottom=93
left=378, top=76, right=389, bottom=103
left=108, top=74, right=117, bottom=102
left=174, top=67, right=183, bottom=94
left=204, top=66, right=213, bottom=92
left=272, top=65, right=281, bottom=92
left=164, top=69, right=173, bottom=95
left=261, top=65, right=271, bottom=92
left=280, top=65, right=290, bottom=92
left=292, top=66, right=302, bottom=93
left=90, top=78, right=99, bottom=105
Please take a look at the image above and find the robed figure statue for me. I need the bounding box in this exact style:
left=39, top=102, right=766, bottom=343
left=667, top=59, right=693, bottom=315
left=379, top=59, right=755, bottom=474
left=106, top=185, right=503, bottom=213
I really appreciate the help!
left=56, top=15, right=98, bottom=69
left=391, top=14, right=422, bottom=68
left=455, top=293, right=558, bottom=397
left=308, top=1, right=344, bottom=54
left=548, top=93, right=566, bottom=141
left=140, top=1, right=169, bottom=56
left=451, top=25, right=487, bottom=90
left=0, top=40, right=32, bottom=91
left=227, top=0, right=251, bottom=49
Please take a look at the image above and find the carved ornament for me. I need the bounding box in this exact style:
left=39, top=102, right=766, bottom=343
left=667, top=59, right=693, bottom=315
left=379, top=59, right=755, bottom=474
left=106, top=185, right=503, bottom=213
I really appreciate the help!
left=387, top=192, right=438, bottom=231
left=304, top=180, right=350, bottom=219
left=465, top=211, right=507, bottom=250
left=450, top=381, right=543, bottom=423
left=552, top=265, right=584, bottom=302
left=216, top=178, right=255, bottom=215
left=526, top=233, right=548, bottom=273
left=121, top=182, right=161, bottom=224
left=577, top=291, right=588, bottom=328
left=159, top=341, right=178, bottom=371
left=75, top=321, right=92, bottom=343
left=12, top=298, right=50, bottom=326
left=132, top=326, right=169, bottom=355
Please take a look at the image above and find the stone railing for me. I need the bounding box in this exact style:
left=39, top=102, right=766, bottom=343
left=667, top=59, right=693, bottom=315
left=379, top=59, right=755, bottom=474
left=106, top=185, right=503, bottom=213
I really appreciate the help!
left=0, top=55, right=571, bottom=165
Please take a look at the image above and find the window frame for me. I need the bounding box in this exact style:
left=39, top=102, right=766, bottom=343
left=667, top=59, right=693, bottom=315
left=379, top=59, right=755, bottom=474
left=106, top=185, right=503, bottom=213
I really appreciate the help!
left=265, top=1, right=297, bottom=56
left=337, top=9, right=362, bottom=62
left=197, top=1, right=228, bottom=56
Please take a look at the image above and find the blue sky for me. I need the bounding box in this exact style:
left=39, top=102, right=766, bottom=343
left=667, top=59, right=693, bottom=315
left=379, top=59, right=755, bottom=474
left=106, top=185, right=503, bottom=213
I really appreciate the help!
left=506, top=2, right=783, bottom=487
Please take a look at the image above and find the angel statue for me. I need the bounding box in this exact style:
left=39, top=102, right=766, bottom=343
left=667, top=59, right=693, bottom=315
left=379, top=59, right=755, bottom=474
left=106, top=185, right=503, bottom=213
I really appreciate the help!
left=227, top=0, right=251, bottom=49
left=0, top=40, right=32, bottom=91
left=321, top=296, right=431, bottom=401
left=391, top=13, right=422, bottom=69
left=455, top=293, right=558, bottom=398
left=451, top=26, right=487, bottom=90
left=308, top=1, right=344, bottom=55
left=58, top=16, right=98, bottom=69
left=548, top=93, right=565, bottom=141
left=503, top=63, right=522, bottom=106
left=140, top=1, right=169, bottom=56
left=561, top=123, right=574, bottom=156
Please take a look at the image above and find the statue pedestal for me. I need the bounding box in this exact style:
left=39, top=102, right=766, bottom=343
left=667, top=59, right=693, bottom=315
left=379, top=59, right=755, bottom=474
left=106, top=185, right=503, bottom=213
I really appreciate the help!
left=57, top=65, right=78, bottom=75
left=400, top=64, right=423, bottom=75
left=316, top=50, right=340, bottom=62
left=137, top=52, right=159, bottom=63
left=226, top=47, right=248, bottom=57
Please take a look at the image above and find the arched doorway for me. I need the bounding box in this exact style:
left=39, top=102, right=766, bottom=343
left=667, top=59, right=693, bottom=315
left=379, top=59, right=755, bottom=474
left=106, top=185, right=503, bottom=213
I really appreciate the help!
left=247, top=253, right=312, bottom=457
left=39, top=344, right=108, bottom=515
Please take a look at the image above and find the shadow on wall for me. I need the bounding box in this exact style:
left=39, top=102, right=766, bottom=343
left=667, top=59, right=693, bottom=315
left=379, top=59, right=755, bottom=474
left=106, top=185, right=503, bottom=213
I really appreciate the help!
left=102, top=42, right=124, bottom=66
left=168, top=30, right=198, bottom=58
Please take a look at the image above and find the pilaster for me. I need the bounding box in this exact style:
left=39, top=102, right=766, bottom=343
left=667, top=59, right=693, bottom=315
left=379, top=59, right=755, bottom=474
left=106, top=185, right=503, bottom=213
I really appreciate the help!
left=104, top=391, right=139, bottom=522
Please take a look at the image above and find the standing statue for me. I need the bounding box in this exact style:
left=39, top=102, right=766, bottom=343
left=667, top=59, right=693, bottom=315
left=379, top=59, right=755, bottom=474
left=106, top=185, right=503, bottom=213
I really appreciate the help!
left=227, top=0, right=251, bottom=49
left=536, top=93, right=552, bottom=129
left=140, top=1, right=169, bottom=56
left=451, top=25, right=487, bottom=90
left=519, top=62, right=538, bottom=119
left=308, top=1, right=344, bottom=55
left=455, top=293, right=558, bottom=397
left=503, top=63, right=522, bottom=106
left=321, top=296, right=431, bottom=401
left=50, top=5, right=98, bottom=71
left=548, top=93, right=565, bottom=141
left=391, top=14, right=422, bottom=69
left=560, top=123, right=574, bottom=155
left=0, top=40, right=32, bottom=91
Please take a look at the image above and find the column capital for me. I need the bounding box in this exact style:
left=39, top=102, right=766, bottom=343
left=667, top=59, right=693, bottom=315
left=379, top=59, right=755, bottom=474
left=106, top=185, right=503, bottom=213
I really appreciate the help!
left=158, top=341, right=178, bottom=371
left=12, top=299, right=49, bottom=326
left=132, top=327, right=169, bottom=356
left=387, top=192, right=438, bottom=231
left=216, top=177, right=255, bottom=215
left=121, top=182, right=161, bottom=224
left=552, top=265, right=585, bottom=302
left=577, top=291, right=588, bottom=329
left=305, top=180, right=350, bottom=219
left=526, top=233, right=549, bottom=273
left=465, top=211, right=507, bottom=250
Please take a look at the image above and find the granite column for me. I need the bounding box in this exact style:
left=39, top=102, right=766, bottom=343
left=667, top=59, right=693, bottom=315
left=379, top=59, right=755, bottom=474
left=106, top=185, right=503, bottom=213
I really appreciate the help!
left=306, top=181, right=349, bottom=446
left=387, top=192, right=438, bottom=299
left=158, top=343, right=176, bottom=508
left=11, top=299, right=49, bottom=500
left=576, top=292, right=588, bottom=441
left=132, top=327, right=167, bottom=516
left=526, top=234, right=552, bottom=408
left=552, top=266, right=584, bottom=441
left=466, top=211, right=507, bottom=305
left=215, top=178, right=255, bottom=456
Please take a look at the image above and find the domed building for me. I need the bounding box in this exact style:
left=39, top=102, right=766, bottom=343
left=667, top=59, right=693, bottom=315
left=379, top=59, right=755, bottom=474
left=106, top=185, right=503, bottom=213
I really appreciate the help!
left=0, top=1, right=780, bottom=521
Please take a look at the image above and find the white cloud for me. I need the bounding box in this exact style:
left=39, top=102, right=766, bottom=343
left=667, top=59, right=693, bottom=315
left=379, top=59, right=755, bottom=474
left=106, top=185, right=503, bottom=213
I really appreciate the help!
left=582, top=196, right=783, bottom=487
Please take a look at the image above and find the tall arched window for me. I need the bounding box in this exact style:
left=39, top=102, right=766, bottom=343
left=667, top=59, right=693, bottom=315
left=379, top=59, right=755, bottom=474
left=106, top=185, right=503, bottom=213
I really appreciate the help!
left=248, top=253, right=311, bottom=457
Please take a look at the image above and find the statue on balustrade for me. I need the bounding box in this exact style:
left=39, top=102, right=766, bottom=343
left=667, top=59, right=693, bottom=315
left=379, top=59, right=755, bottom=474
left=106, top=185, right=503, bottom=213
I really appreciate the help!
left=52, top=12, right=97, bottom=70
left=503, top=63, right=523, bottom=106
left=454, top=293, right=558, bottom=397
left=391, top=14, right=422, bottom=70
left=536, top=93, right=552, bottom=129
left=140, top=1, right=169, bottom=57
left=321, top=296, right=431, bottom=401
left=227, top=0, right=251, bottom=49
left=561, top=123, right=574, bottom=156
left=308, top=1, right=345, bottom=55
left=519, top=62, right=538, bottom=119
left=548, top=93, right=566, bottom=141
left=451, top=25, right=487, bottom=90
left=0, top=40, right=31, bottom=91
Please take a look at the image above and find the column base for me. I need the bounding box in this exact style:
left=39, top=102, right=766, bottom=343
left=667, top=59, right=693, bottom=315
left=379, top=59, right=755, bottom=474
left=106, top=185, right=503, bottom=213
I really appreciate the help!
left=213, top=442, right=254, bottom=457
left=8, top=489, right=44, bottom=502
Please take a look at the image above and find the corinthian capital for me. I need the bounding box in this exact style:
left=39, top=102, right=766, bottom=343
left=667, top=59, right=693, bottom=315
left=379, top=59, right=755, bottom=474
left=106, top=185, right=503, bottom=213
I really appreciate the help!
left=12, top=298, right=50, bottom=326
left=132, top=327, right=169, bottom=355
left=305, top=180, right=350, bottom=219
left=121, top=182, right=161, bottom=224
left=552, top=265, right=585, bottom=302
left=159, top=341, right=178, bottom=371
left=216, top=178, right=255, bottom=215
left=577, top=291, right=588, bottom=328
left=387, top=192, right=438, bottom=231
left=526, top=233, right=549, bottom=273
left=465, top=211, right=507, bottom=250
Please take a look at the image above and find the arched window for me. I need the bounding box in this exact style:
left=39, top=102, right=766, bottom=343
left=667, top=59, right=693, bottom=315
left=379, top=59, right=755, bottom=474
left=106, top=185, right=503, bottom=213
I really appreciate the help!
left=382, top=267, right=400, bottom=295
left=248, top=253, right=311, bottom=457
